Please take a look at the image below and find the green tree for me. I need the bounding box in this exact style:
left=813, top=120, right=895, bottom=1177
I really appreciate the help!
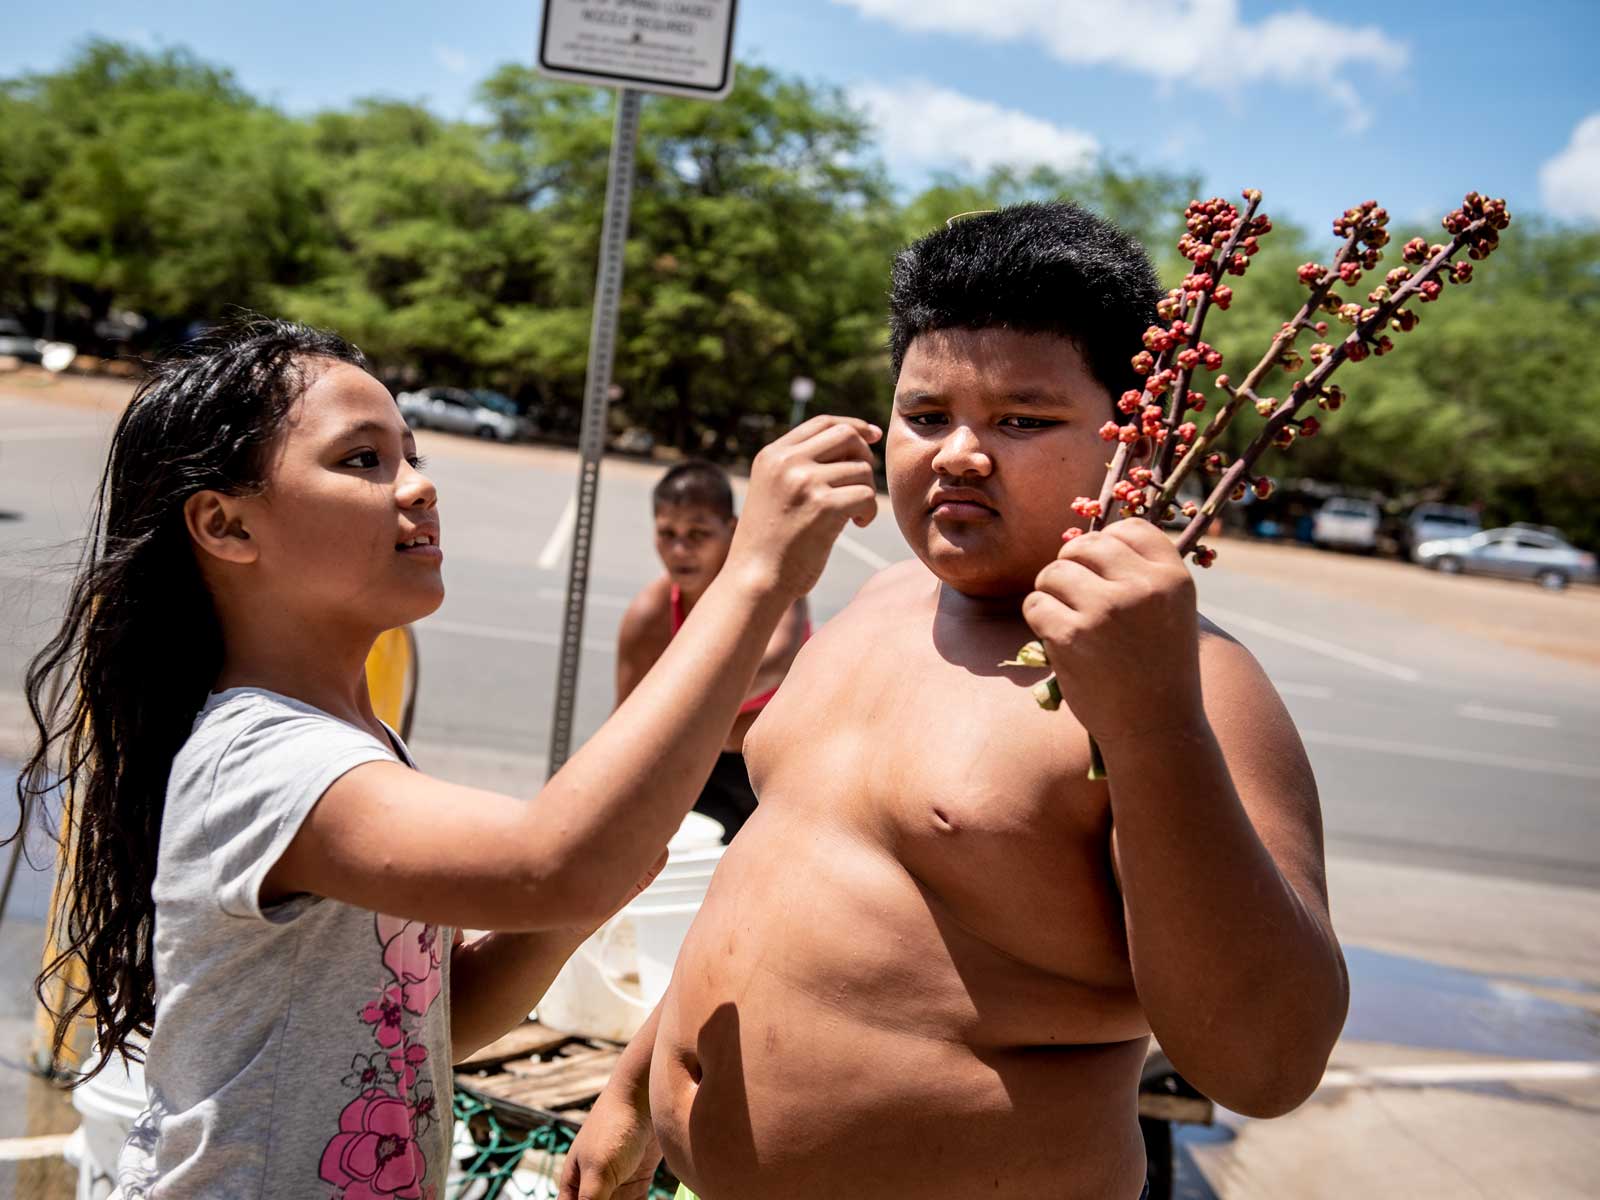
left=0, top=40, right=320, bottom=343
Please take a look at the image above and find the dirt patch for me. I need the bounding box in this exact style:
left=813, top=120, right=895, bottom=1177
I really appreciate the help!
left=0, top=366, right=139, bottom=415
left=1210, top=535, right=1600, bottom=669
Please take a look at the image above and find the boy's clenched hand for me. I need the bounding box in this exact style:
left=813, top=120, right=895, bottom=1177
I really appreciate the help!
left=557, top=1083, right=662, bottom=1200
left=1022, top=519, right=1206, bottom=744
left=728, top=415, right=882, bottom=601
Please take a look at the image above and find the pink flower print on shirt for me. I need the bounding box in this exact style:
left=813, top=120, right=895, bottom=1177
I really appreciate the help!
left=341, top=1051, right=393, bottom=1092
left=376, top=916, right=444, bottom=1016
left=408, top=1083, right=439, bottom=1138
left=360, top=986, right=407, bottom=1050
left=387, top=1039, right=429, bottom=1092
left=319, top=1089, right=426, bottom=1199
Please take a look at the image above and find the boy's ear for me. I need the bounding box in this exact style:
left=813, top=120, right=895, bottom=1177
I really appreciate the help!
left=183, top=490, right=258, bottom=566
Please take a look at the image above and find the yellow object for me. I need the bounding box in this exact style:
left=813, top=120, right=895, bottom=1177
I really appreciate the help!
left=366, top=625, right=420, bottom=739
left=33, top=795, right=89, bottom=1074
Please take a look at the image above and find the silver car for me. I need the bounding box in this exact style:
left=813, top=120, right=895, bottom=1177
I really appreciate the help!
left=1403, top=503, right=1481, bottom=561
left=1312, top=496, right=1381, bottom=552
left=1415, top=524, right=1597, bottom=590
left=397, top=386, right=522, bottom=442
left=0, top=318, right=44, bottom=363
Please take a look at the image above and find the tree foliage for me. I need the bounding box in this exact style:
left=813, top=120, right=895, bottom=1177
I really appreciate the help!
left=2, top=41, right=1595, bottom=545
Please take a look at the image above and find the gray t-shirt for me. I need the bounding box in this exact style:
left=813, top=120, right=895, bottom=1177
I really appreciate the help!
left=119, top=687, right=454, bottom=1199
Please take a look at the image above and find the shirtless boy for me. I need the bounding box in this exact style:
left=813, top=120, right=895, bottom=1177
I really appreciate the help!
left=617, top=462, right=810, bottom=842
left=561, top=203, right=1349, bottom=1200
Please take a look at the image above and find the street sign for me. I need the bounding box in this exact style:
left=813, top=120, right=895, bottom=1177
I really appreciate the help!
left=539, top=1, right=739, bottom=775
left=538, top=0, right=739, bottom=100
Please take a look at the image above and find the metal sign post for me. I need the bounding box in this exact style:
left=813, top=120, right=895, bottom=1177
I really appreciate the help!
left=788, top=375, right=815, bottom=429
left=547, top=86, right=642, bottom=775
left=539, top=1, right=739, bottom=776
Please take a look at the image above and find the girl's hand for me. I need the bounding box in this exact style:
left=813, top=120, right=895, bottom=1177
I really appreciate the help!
left=1022, top=519, right=1206, bottom=744
left=557, top=1084, right=662, bottom=1200
left=728, top=415, right=882, bottom=602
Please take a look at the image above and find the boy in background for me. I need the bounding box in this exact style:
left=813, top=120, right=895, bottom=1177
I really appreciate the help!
left=616, top=461, right=810, bottom=842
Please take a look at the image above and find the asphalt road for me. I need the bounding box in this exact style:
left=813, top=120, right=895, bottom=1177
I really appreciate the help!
left=4, top=385, right=1599, bottom=1197
left=2, top=387, right=1598, bottom=898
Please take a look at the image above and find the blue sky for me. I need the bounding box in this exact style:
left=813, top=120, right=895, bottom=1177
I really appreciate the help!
left=8, top=1, right=1599, bottom=235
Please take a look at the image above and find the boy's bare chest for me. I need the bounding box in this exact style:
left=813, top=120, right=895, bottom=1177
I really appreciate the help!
left=748, top=613, right=1133, bottom=986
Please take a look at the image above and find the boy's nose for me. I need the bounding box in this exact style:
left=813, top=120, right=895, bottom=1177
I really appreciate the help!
left=931, top=425, right=992, bottom=478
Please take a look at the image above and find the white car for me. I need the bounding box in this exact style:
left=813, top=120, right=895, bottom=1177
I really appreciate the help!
left=397, top=387, right=522, bottom=442
left=1312, top=496, right=1381, bottom=552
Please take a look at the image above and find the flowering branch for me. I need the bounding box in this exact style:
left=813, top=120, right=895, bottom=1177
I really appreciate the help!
left=1010, top=189, right=1512, bottom=775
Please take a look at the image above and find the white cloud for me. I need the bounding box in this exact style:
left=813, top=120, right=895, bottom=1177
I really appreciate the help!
left=1540, top=113, right=1600, bottom=223
left=433, top=44, right=471, bottom=75
left=851, top=81, right=1099, bottom=175
left=833, top=0, right=1408, bottom=130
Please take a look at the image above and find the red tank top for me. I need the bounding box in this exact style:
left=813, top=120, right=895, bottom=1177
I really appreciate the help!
left=670, top=584, right=810, bottom=714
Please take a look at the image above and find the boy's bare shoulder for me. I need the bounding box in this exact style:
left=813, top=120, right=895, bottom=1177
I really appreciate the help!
left=618, top=576, right=673, bottom=650
left=1195, top=610, right=1317, bottom=791
left=1195, top=612, right=1278, bottom=706
left=845, top=557, right=928, bottom=609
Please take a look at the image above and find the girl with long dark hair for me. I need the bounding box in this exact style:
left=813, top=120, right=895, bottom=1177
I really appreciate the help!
left=11, top=317, right=879, bottom=1196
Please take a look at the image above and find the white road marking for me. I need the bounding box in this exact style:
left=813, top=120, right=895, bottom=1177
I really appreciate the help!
left=0, top=425, right=105, bottom=442
left=536, top=494, right=577, bottom=571
left=1301, top=729, right=1600, bottom=782
left=0, top=1132, right=75, bottom=1161
left=1319, top=1060, right=1600, bottom=1089
left=421, top=617, right=613, bottom=656
left=537, top=586, right=629, bottom=610
left=1456, top=703, right=1559, bottom=729
left=1203, top=604, right=1421, bottom=683
left=1275, top=681, right=1334, bottom=700
left=836, top=534, right=893, bottom=570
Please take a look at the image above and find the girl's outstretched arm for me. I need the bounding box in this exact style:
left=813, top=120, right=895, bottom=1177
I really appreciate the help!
left=264, top=416, right=881, bottom=933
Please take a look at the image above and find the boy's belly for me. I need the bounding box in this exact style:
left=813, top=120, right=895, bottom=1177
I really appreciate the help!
left=649, top=811, right=1151, bottom=1200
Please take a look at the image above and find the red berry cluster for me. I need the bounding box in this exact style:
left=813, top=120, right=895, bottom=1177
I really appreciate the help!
left=1447, top=192, right=1510, bottom=260
left=1064, top=189, right=1508, bottom=590
left=1014, top=188, right=1513, bottom=747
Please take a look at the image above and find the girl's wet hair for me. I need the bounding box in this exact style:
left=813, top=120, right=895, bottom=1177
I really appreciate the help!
left=10, top=315, right=367, bottom=1083
left=887, top=201, right=1161, bottom=401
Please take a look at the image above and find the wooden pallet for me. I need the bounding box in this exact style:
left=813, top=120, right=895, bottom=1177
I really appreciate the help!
left=455, top=1021, right=623, bottom=1126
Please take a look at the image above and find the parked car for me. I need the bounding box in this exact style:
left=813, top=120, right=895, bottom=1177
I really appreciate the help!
left=1311, top=496, right=1381, bottom=552
left=0, top=318, right=44, bottom=363
left=1415, top=525, right=1597, bottom=590
left=397, top=386, right=525, bottom=442
left=1403, top=503, right=1481, bottom=561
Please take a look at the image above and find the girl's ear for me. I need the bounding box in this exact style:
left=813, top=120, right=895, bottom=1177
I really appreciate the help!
left=183, top=491, right=258, bottom=565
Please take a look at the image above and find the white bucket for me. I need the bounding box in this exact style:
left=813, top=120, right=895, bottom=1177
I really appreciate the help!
left=535, top=813, right=725, bottom=1039
left=668, top=812, right=726, bottom=852
left=664, top=844, right=726, bottom=867
left=537, top=917, right=651, bottom=1040
left=70, top=1050, right=147, bottom=1200
left=643, top=864, right=717, bottom=890
left=629, top=900, right=704, bottom=1000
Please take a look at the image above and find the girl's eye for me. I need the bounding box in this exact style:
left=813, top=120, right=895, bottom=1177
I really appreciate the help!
left=1001, top=416, right=1059, bottom=431
left=341, top=450, right=381, bottom=469
left=407, top=454, right=428, bottom=470
left=904, top=413, right=947, bottom=427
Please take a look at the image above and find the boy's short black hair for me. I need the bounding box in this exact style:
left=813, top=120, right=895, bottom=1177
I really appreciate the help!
left=653, top=460, right=735, bottom=520
left=888, top=201, right=1162, bottom=402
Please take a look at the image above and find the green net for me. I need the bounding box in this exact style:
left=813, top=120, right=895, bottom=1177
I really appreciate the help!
left=450, top=1088, right=678, bottom=1199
